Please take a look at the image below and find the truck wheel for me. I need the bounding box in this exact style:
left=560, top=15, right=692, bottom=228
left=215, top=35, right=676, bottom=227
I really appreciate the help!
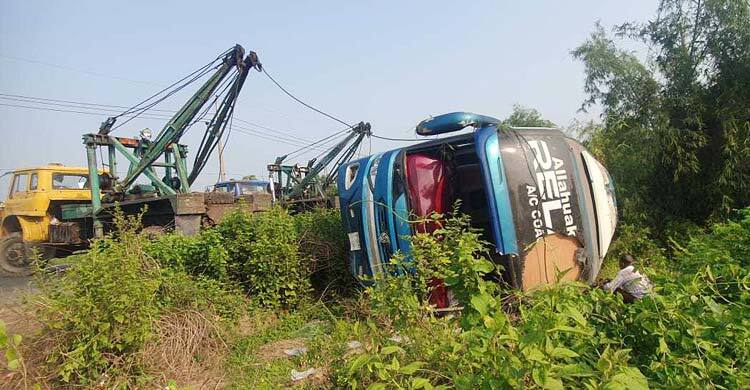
left=0, top=233, right=34, bottom=277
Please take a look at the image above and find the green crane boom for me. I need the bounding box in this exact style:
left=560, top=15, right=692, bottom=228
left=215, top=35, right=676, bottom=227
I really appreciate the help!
left=81, top=44, right=261, bottom=236
left=270, top=122, right=371, bottom=202
left=114, top=45, right=260, bottom=193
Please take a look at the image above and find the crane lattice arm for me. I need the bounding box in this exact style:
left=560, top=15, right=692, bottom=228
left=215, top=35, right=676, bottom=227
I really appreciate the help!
left=270, top=122, right=371, bottom=201
left=111, top=45, right=260, bottom=192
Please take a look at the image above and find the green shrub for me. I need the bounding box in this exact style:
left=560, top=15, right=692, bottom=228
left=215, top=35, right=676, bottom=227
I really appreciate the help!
left=35, top=211, right=162, bottom=384
left=149, top=207, right=321, bottom=309
left=32, top=210, right=246, bottom=386
left=0, top=319, right=24, bottom=374
left=409, top=208, right=499, bottom=306
left=216, top=207, right=310, bottom=308
left=145, top=228, right=230, bottom=282
left=365, top=256, right=426, bottom=328
left=337, top=209, right=750, bottom=389
left=616, top=208, right=750, bottom=387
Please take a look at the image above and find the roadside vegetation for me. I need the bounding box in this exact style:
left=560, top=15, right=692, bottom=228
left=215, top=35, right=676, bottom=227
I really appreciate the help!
left=1, top=0, right=749, bottom=388
left=0, top=205, right=747, bottom=388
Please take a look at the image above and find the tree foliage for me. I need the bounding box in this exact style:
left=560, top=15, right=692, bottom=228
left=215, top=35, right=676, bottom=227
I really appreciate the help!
left=502, top=105, right=557, bottom=128
left=573, top=0, right=750, bottom=225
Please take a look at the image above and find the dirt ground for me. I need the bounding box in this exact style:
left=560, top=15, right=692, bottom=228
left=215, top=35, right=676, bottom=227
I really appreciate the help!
left=0, top=276, right=35, bottom=333
left=1, top=276, right=39, bottom=386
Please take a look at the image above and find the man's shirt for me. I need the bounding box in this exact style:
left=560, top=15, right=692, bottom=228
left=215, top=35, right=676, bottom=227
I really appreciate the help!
left=604, top=265, right=652, bottom=299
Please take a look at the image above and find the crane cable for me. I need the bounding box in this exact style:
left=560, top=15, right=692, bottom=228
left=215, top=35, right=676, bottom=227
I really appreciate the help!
left=112, top=64, right=220, bottom=131
left=263, top=67, right=366, bottom=161
left=370, top=134, right=417, bottom=142
left=109, top=47, right=238, bottom=132
left=282, top=128, right=351, bottom=161
left=263, top=68, right=418, bottom=144
left=117, top=46, right=232, bottom=117
left=262, top=68, right=353, bottom=128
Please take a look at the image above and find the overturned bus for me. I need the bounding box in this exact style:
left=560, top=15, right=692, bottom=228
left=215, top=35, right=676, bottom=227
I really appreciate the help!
left=337, top=112, right=617, bottom=294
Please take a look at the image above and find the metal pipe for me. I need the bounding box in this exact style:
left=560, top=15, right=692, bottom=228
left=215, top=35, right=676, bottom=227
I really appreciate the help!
left=86, top=141, right=103, bottom=238
left=107, top=144, right=117, bottom=179
left=269, top=172, right=277, bottom=204
left=164, top=150, right=172, bottom=180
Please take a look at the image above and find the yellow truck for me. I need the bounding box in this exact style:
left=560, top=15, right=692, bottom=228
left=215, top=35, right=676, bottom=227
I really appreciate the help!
left=0, top=164, right=93, bottom=276
left=0, top=163, right=272, bottom=277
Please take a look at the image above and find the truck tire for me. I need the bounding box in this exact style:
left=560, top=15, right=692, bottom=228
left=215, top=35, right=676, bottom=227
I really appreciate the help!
left=0, top=233, right=34, bottom=277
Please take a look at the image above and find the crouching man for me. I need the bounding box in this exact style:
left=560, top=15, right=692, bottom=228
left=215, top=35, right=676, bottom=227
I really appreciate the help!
left=604, top=255, right=653, bottom=303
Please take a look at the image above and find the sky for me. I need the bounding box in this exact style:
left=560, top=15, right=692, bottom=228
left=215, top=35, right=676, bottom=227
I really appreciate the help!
left=0, top=0, right=657, bottom=200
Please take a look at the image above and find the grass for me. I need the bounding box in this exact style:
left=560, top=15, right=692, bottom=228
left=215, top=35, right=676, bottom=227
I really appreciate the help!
left=226, top=303, right=346, bottom=389
left=224, top=297, right=407, bottom=389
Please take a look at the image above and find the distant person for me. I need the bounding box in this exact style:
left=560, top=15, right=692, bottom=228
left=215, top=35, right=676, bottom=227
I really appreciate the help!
left=604, top=254, right=652, bottom=303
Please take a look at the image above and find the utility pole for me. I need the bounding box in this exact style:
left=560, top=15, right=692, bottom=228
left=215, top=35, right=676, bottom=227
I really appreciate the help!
left=218, top=138, right=227, bottom=182
left=214, top=96, right=227, bottom=183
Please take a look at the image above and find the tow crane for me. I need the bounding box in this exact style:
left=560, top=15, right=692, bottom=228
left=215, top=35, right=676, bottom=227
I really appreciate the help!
left=267, top=121, right=371, bottom=209
left=61, top=44, right=266, bottom=237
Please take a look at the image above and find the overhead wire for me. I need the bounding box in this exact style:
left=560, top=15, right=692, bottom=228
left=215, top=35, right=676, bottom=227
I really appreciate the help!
left=0, top=102, right=171, bottom=120
left=3, top=52, right=372, bottom=189
left=0, top=54, right=161, bottom=86
left=370, top=134, right=418, bottom=142
left=5, top=56, right=390, bottom=186
left=0, top=92, right=316, bottom=144
left=0, top=94, right=326, bottom=148
left=0, top=100, right=327, bottom=152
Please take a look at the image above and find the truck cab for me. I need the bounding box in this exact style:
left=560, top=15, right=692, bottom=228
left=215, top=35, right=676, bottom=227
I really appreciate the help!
left=0, top=164, right=93, bottom=276
left=337, top=112, right=617, bottom=292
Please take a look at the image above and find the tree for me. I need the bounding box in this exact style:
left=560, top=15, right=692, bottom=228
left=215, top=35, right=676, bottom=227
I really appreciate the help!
left=573, top=0, right=750, bottom=226
left=502, top=105, right=557, bottom=127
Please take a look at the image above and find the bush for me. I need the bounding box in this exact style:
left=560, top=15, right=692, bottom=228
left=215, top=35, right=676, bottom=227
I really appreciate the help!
left=409, top=208, right=499, bottom=306
left=365, top=256, right=426, bottom=328
left=146, top=228, right=230, bottom=283
left=34, top=211, right=163, bottom=385
left=335, top=209, right=750, bottom=389
left=148, top=207, right=313, bottom=309
left=216, top=207, right=310, bottom=308
left=617, top=208, right=750, bottom=386
left=158, top=270, right=245, bottom=323
left=31, top=210, right=246, bottom=386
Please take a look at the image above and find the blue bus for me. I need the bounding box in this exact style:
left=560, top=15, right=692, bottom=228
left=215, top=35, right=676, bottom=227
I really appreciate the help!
left=337, top=112, right=617, bottom=298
